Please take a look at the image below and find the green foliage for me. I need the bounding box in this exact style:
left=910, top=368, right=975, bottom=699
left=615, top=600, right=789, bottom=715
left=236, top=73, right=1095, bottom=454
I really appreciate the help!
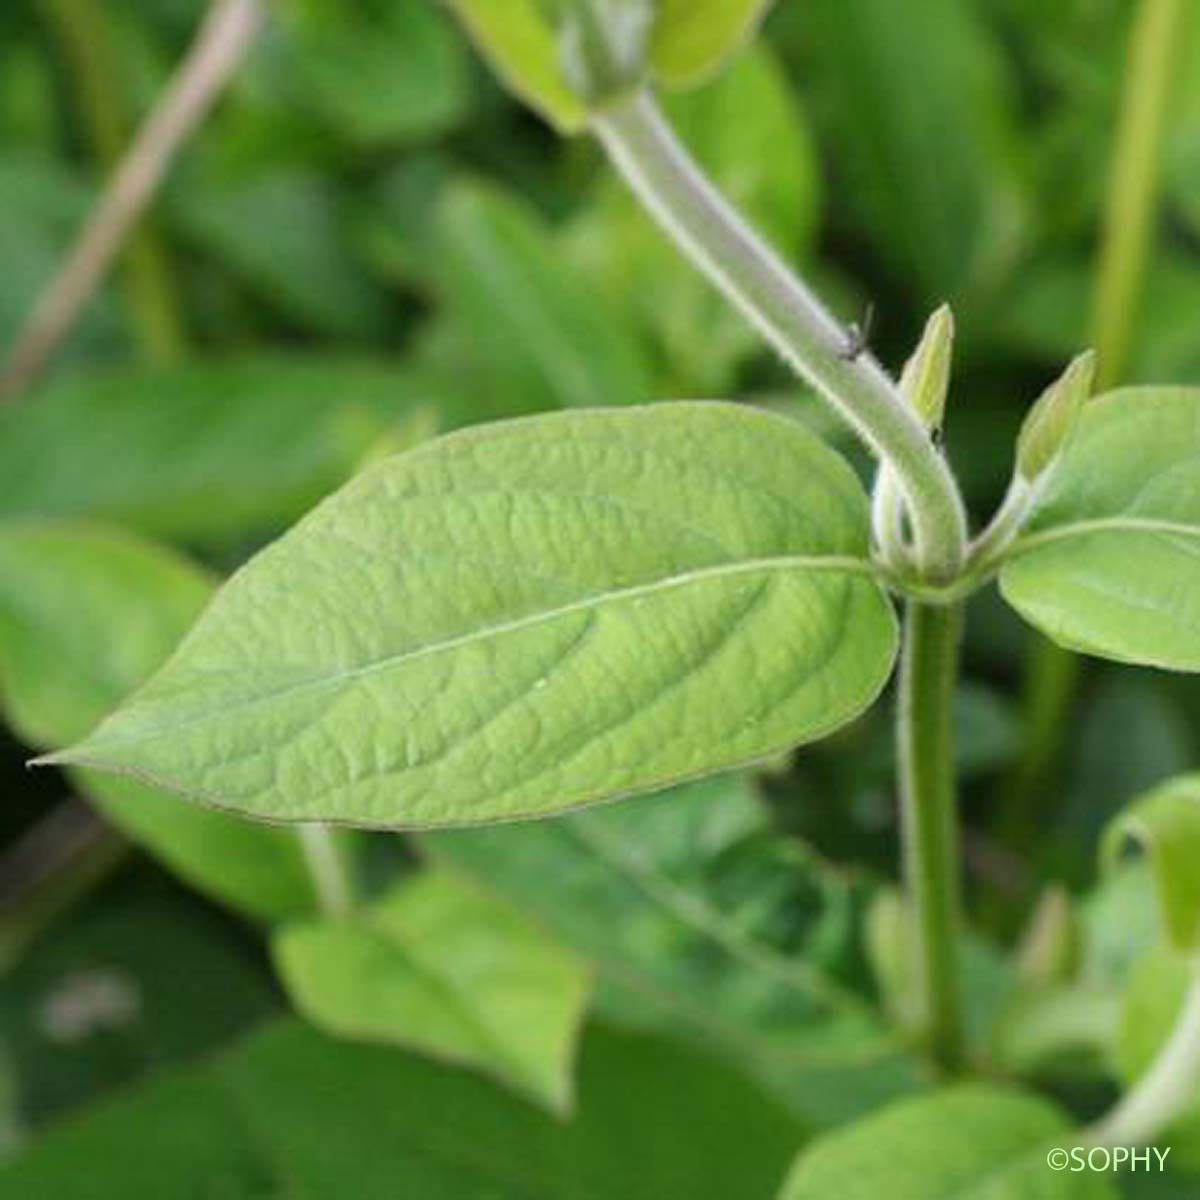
left=650, top=0, right=775, bottom=86
left=275, top=0, right=472, bottom=148
left=7, top=0, right=1200, bottom=1188
left=172, top=168, right=389, bottom=337
left=433, top=181, right=652, bottom=411
left=1115, top=946, right=1200, bottom=1168
left=445, top=0, right=589, bottom=131
left=0, top=523, right=318, bottom=921
left=50, top=404, right=897, bottom=827
left=2, top=880, right=277, bottom=1128
left=0, top=1020, right=804, bottom=1199
left=782, top=0, right=1027, bottom=304
left=1014, top=352, right=1095, bottom=483
left=274, top=866, right=590, bottom=1113
left=427, top=772, right=921, bottom=1128
left=778, top=1085, right=1119, bottom=1199
left=1102, top=774, right=1200, bottom=953
left=446, top=0, right=776, bottom=130
left=1001, top=387, right=1200, bottom=670
left=0, top=357, right=436, bottom=545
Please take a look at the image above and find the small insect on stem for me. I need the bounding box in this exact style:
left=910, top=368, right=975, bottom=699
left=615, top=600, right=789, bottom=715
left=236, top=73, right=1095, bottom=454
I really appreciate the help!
left=837, top=302, right=875, bottom=362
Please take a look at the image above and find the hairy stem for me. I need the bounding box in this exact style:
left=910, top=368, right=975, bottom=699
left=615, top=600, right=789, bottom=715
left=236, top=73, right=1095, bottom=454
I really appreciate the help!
left=1088, top=958, right=1200, bottom=1148
left=297, top=824, right=355, bottom=919
left=898, top=601, right=965, bottom=1069
left=4, top=0, right=265, bottom=400
left=591, top=91, right=966, bottom=582
left=36, top=0, right=186, bottom=366
left=1004, top=0, right=1184, bottom=839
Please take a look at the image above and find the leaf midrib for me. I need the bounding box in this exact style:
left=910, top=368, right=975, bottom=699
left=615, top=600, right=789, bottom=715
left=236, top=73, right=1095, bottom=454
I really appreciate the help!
left=65, top=553, right=878, bottom=754
left=1005, top=516, right=1200, bottom=561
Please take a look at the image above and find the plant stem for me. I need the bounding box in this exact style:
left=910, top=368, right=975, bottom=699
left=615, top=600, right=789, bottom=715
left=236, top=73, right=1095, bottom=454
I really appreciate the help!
left=898, top=601, right=965, bottom=1069
left=1088, top=958, right=1200, bottom=1148
left=1004, top=0, right=1184, bottom=837
left=5, top=0, right=265, bottom=400
left=591, top=91, right=966, bottom=582
left=298, top=824, right=355, bottom=918
left=37, top=0, right=186, bottom=366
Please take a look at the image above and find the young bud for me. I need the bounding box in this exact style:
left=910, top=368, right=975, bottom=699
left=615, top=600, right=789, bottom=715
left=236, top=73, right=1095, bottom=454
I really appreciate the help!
left=1016, top=351, right=1096, bottom=483
left=899, top=304, right=954, bottom=431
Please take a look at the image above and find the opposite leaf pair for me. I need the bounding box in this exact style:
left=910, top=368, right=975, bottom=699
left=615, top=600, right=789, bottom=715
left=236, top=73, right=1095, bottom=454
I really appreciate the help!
left=45, top=384, right=1200, bottom=830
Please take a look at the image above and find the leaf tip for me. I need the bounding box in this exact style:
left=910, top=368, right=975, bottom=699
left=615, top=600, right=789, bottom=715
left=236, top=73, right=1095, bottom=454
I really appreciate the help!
left=1016, top=349, right=1096, bottom=482
left=900, top=303, right=955, bottom=429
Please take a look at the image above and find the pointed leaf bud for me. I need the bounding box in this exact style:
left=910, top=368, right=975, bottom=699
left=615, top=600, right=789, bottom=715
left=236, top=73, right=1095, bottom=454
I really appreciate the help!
left=1016, top=351, right=1096, bottom=483
left=899, top=305, right=954, bottom=431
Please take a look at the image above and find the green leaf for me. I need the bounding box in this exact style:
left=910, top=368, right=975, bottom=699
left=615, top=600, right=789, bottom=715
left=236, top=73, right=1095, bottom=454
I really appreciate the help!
left=0, top=356, right=436, bottom=545
left=434, top=181, right=653, bottom=411
left=785, top=0, right=1027, bottom=303
left=778, top=1084, right=1119, bottom=1199
left=1102, top=774, right=1200, bottom=953
left=273, top=866, right=590, bottom=1113
left=2, top=878, right=277, bottom=1129
left=427, top=773, right=922, bottom=1129
left=1115, top=945, right=1200, bottom=1169
left=0, top=523, right=318, bottom=922
left=1000, top=387, right=1200, bottom=670
left=171, top=168, right=388, bottom=337
left=0, top=1019, right=803, bottom=1199
left=48, top=403, right=897, bottom=829
left=0, top=153, right=121, bottom=363
left=650, top=0, right=775, bottom=86
left=446, top=0, right=774, bottom=130
left=445, top=0, right=588, bottom=132
left=279, top=0, right=471, bottom=148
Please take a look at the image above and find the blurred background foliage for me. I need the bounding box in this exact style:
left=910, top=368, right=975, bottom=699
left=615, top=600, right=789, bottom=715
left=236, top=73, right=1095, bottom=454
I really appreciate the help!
left=0, top=0, right=1198, bottom=1195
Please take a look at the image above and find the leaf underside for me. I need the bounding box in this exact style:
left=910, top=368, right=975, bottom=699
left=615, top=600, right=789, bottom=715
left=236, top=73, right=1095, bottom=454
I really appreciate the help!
left=273, top=867, right=590, bottom=1113
left=1001, top=387, right=1200, bottom=671
left=49, top=403, right=897, bottom=829
left=779, top=1084, right=1119, bottom=1199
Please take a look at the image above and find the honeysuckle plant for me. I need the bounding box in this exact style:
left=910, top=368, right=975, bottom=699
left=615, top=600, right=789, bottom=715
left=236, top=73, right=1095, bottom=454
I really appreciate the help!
left=22, top=0, right=1200, bottom=1193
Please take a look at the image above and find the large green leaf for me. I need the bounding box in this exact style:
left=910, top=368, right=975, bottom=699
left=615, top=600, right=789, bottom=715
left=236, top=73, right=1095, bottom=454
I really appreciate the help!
left=650, top=0, right=775, bottom=85
left=427, top=773, right=920, bottom=1129
left=1102, top=774, right=1200, bottom=952
left=278, top=0, right=471, bottom=148
left=0, top=357, right=437, bottom=545
left=274, top=866, right=590, bottom=1113
left=49, top=403, right=897, bottom=828
left=0, top=1019, right=803, bottom=1199
left=778, top=1085, right=1118, bottom=1199
left=434, top=181, right=653, bottom=411
left=0, top=524, right=317, bottom=922
left=1000, top=388, right=1200, bottom=671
